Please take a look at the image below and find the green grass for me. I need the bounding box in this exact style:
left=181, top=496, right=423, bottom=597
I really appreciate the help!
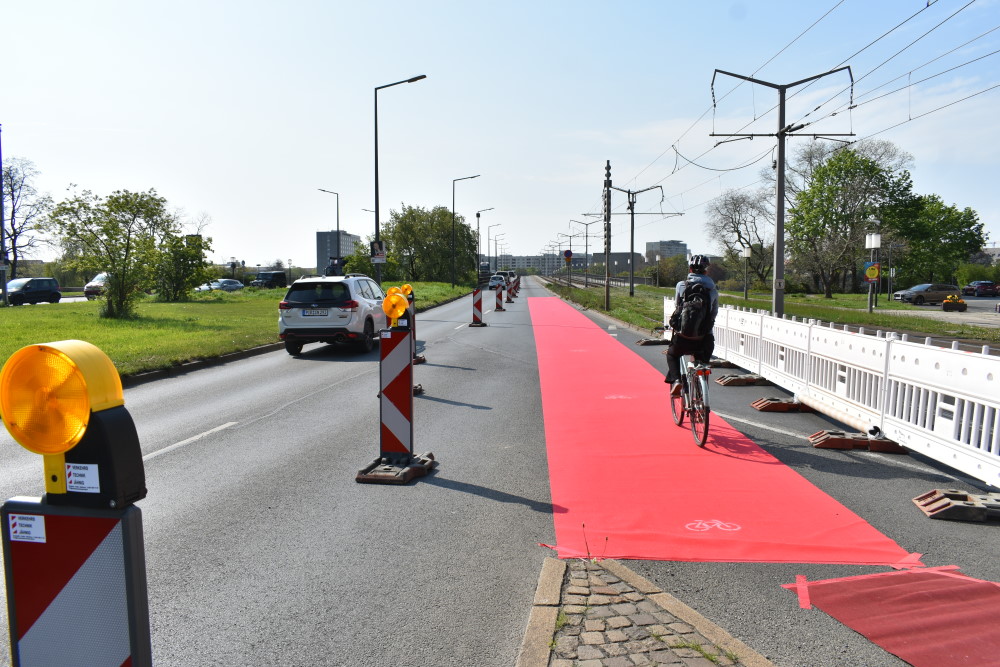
left=548, top=282, right=1000, bottom=345
left=0, top=282, right=469, bottom=377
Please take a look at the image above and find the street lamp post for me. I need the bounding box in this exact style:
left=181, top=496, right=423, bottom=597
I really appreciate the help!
left=487, top=224, right=500, bottom=273
left=476, top=208, right=493, bottom=278
left=742, top=246, right=753, bottom=300
left=317, top=189, right=340, bottom=270
left=375, top=74, right=427, bottom=285
left=451, top=174, right=480, bottom=287
left=493, top=234, right=505, bottom=272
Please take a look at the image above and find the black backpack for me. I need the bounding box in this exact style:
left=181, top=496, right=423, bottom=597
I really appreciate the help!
left=670, top=279, right=711, bottom=339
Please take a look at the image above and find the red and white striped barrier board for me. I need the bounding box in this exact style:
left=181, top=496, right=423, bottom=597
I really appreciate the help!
left=356, top=327, right=435, bottom=484
left=470, top=288, right=487, bottom=327
left=496, top=286, right=506, bottom=311
left=1, top=499, right=151, bottom=667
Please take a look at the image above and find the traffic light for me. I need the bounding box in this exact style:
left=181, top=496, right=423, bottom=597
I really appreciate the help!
left=0, top=340, right=146, bottom=509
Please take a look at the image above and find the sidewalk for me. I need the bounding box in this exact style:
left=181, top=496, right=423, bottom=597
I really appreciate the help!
left=518, top=558, right=776, bottom=667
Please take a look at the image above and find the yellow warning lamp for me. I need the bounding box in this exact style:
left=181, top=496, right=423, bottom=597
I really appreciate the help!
left=386, top=286, right=403, bottom=298
left=382, top=293, right=409, bottom=328
left=401, top=284, right=413, bottom=296
left=0, top=340, right=146, bottom=508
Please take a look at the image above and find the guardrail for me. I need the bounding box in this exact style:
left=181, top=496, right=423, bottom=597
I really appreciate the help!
left=681, top=303, right=1000, bottom=488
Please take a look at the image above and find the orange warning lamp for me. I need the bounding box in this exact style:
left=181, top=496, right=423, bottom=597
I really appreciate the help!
left=382, top=293, right=409, bottom=327
left=386, top=286, right=403, bottom=297
left=401, top=284, right=413, bottom=296
left=0, top=340, right=122, bottom=456
left=0, top=340, right=146, bottom=508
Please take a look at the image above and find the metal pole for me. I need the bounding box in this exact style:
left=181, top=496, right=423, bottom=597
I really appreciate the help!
left=374, top=88, right=381, bottom=285
left=374, top=75, right=426, bottom=286
left=775, top=86, right=786, bottom=318
left=604, top=161, right=611, bottom=311
left=628, top=193, right=635, bottom=297
left=744, top=256, right=749, bottom=300
left=1, top=123, right=7, bottom=305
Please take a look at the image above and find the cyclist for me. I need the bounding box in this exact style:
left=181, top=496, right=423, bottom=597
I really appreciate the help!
left=666, top=255, right=719, bottom=397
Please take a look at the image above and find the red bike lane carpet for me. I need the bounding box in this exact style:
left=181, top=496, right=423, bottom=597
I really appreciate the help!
left=529, top=297, right=920, bottom=566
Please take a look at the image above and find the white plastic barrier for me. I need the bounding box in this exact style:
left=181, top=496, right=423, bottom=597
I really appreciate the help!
left=708, top=305, right=1000, bottom=487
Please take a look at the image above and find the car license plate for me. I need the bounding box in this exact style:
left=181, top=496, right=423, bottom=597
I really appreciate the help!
left=302, top=309, right=328, bottom=316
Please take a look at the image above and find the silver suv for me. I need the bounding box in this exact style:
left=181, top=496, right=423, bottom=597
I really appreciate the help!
left=278, top=274, right=386, bottom=355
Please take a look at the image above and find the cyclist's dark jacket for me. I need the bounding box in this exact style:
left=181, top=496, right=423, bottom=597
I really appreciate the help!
left=673, top=272, right=719, bottom=334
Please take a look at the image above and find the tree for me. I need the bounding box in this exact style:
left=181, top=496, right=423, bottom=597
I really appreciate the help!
left=786, top=149, right=909, bottom=297
left=2, top=157, right=52, bottom=278
left=705, top=188, right=774, bottom=285
left=48, top=188, right=179, bottom=318
left=378, top=204, right=477, bottom=283
left=155, top=233, right=214, bottom=301
left=893, top=195, right=984, bottom=285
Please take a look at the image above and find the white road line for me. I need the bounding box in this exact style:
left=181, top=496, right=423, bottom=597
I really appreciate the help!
left=713, top=412, right=803, bottom=439
left=143, top=422, right=238, bottom=462
left=715, top=411, right=965, bottom=482
left=454, top=323, right=466, bottom=330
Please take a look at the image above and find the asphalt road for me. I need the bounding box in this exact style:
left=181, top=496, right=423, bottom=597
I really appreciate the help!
left=0, top=277, right=997, bottom=666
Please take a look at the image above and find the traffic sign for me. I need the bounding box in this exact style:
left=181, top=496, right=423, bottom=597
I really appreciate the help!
left=563, top=250, right=573, bottom=258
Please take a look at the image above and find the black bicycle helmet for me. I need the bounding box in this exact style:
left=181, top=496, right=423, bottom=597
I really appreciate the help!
left=689, top=254, right=710, bottom=273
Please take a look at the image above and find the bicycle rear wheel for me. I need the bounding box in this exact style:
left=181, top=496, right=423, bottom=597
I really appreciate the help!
left=670, top=378, right=685, bottom=426
left=689, top=375, right=710, bottom=446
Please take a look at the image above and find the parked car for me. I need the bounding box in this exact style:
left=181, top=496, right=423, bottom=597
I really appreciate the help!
left=278, top=274, right=386, bottom=355
left=250, top=271, right=288, bottom=288
left=195, top=279, right=243, bottom=292
left=892, top=283, right=961, bottom=305
left=961, top=280, right=998, bottom=297
left=6, top=277, right=61, bottom=305
left=83, top=272, right=109, bottom=299
left=488, top=275, right=506, bottom=290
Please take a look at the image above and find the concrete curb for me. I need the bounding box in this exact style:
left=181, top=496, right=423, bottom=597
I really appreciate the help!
left=517, top=558, right=566, bottom=667
left=518, top=557, right=776, bottom=667
left=120, top=342, right=285, bottom=388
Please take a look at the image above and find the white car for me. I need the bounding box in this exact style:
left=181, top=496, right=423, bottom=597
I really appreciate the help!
left=488, top=275, right=506, bottom=290
left=278, top=274, right=387, bottom=355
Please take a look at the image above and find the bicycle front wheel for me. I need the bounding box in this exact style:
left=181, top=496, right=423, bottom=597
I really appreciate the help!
left=689, top=375, right=710, bottom=446
left=670, top=380, right=685, bottom=426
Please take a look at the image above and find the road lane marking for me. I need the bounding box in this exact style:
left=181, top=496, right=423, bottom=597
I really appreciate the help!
left=716, top=412, right=966, bottom=483
left=143, top=422, right=237, bottom=462
left=454, top=323, right=466, bottom=330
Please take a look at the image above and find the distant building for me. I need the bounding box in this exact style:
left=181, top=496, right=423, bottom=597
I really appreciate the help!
left=645, top=240, right=688, bottom=265
left=316, top=230, right=361, bottom=272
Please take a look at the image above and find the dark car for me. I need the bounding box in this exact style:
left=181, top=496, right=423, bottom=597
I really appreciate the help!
left=892, top=283, right=961, bottom=305
left=250, top=271, right=288, bottom=289
left=961, top=280, right=998, bottom=297
left=6, top=277, right=61, bottom=305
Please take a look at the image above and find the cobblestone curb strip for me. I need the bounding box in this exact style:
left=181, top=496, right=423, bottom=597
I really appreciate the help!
left=518, top=557, right=776, bottom=667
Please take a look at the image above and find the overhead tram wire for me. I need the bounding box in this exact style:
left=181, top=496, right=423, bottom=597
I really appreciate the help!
left=786, top=0, right=979, bottom=131
left=591, top=0, right=847, bottom=215
left=851, top=81, right=1000, bottom=142
left=795, top=34, right=1000, bottom=128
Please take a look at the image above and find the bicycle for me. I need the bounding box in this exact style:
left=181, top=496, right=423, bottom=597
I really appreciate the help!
left=669, top=352, right=712, bottom=446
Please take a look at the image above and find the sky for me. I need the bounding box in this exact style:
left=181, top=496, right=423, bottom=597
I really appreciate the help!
left=3, top=0, right=999, bottom=270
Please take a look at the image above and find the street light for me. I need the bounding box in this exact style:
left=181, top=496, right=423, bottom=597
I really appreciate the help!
left=475, top=208, right=493, bottom=276
left=375, top=74, right=427, bottom=285
left=452, top=174, right=480, bottom=287
left=742, top=246, right=753, bottom=300
left=493, top=233, right=505, bottom=272
left=487, top=224, right=501, bottom=273
left=317, top=189, right=340, bottom=271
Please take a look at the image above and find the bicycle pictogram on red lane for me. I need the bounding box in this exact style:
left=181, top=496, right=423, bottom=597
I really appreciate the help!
left=685, top=519, right=741, bottom=532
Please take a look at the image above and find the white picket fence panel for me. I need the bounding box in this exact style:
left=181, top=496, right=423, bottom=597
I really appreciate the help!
left=682, top=304, right=1000, bottom=488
